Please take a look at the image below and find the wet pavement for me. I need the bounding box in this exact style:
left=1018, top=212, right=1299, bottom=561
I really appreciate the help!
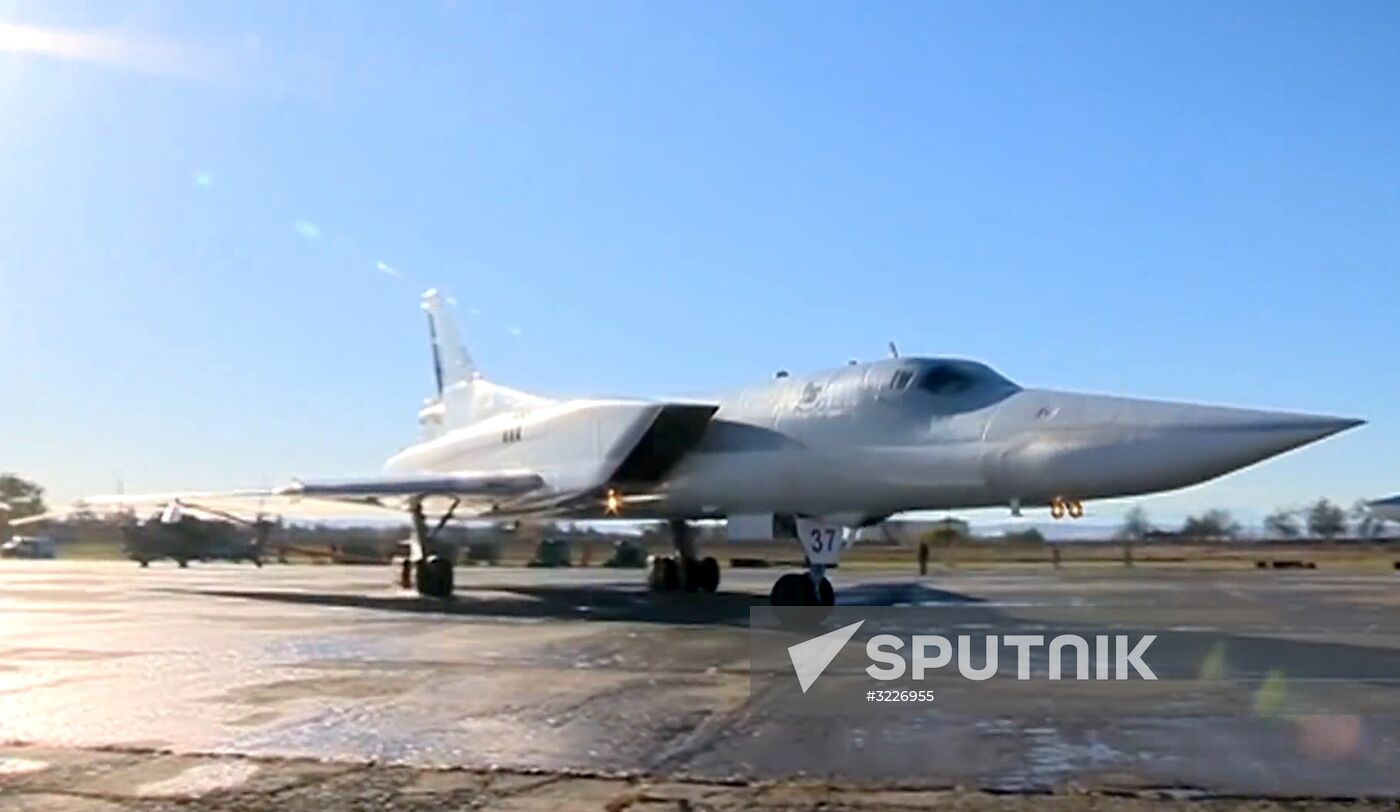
left=1, top=561, right=1398, bottom=806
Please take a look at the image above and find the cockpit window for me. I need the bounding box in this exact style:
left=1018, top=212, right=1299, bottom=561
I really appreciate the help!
left=919, top=364, right=975, bottom=396
left=889, top=370, right=914, bottom=389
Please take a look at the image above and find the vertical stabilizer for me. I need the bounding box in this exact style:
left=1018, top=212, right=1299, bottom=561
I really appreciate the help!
left=421, top=289, right=477, bottom=392
left=417, top=289, right=550, bottom=430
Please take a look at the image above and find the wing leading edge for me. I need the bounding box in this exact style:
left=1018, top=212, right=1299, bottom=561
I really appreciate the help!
left=16, top=470, right=548, bottom=527
left=277, top=470, right=544, bottom=504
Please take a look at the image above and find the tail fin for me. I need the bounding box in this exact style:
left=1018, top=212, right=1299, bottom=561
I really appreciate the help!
left=422, top=289, right=476, bottom=393
left=418, top=289, right=549, bottom=431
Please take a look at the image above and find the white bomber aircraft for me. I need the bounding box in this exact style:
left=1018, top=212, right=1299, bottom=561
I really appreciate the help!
left=30, top=290, right=1363, bottom=606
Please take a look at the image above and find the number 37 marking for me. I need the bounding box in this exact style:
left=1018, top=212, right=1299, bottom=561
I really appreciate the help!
left=809, top=528, right=839, bottom=554
left=796, top=518, right=846, bottom=565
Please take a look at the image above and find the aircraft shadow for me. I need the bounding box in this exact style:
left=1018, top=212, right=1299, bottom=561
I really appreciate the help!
left=161, top=581, right=1400, bottom=681
left=169, top=585, right=759, bottom=627
left=162, top=579, right=987, bottom=627
left=838, top=581, right=986, bottom=606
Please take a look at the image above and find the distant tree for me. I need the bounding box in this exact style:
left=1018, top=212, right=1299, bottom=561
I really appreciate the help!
left=1181, top=509, right=1241, bottom=540
left=67, top=499, right=98, bottom=523
left=1349, top=499, right=1386, bottom=539
left=1263, top=509, right=1302, bottom=540
left=923, top=524, right=965, bottom=548
left=1116, top=506, right=1152, bottom=541
left=0, top=474, right=45, bottom=520
left=1002, top=527, right=1046, bottom=545
left=1306, top=498, right=1347, bottom=540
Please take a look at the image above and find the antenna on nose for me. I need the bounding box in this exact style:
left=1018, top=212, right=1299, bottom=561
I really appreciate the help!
left=887, top=341, right=899, bottom=359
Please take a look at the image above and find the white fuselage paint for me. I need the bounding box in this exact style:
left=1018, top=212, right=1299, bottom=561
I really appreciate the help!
left=384, top=357, right=1359, bottom=521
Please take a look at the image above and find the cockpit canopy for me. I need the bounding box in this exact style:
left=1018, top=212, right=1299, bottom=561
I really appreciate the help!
left=883, top=358, right=1020, bottom=409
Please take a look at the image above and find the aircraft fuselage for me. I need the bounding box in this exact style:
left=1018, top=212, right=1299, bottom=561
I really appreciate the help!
left=384, top=357, right=1359, bottom=522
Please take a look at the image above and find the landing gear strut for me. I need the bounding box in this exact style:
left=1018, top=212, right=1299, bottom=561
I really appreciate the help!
left=647, top=520, right=721, bottom=593
left=405, top=499, right=459, bottom=600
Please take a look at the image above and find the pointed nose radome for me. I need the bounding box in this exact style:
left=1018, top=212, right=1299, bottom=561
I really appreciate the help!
left=1122, top=405, right=1365, bottom=489
left=986, top=393, right=1365, bottom=502
left=1215, top=410, right=1365, bottom=438
left=1182, top=409, right=1363, bottom=462
left=1277, top=414, right=1366, bottom=442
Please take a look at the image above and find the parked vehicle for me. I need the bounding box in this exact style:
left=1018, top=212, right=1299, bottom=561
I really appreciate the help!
left=527, top=538, right=572, bottom=568
left=1, top=535, right=57, bottom=559
left=603, top=539, right=647, bottom=568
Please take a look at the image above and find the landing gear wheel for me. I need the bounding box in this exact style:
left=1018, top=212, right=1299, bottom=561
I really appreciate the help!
left=415, top=555, right=454, bottom=599
left=648, top=556, right=682, bottom=591
left=817, top=576, right=835, bottom=607
left=697, top=556, right=721, bottom=593
left=680, top=557, right=701, bottom=592
left=416, top=559, right=436, bottom=597
left=770, top=572, right=818, bottom=605
left=660, top=557, right=680, bottom=591
left=770, top=572, right=829, bottom=627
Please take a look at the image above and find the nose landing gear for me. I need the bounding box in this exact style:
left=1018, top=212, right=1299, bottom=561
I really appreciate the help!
left=767, top=517, right=845, bottom=622
left=769, top=570, right=835, bottom=607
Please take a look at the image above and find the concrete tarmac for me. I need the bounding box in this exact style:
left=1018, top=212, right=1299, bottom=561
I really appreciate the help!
left=1, top=561, right=1397, bottom=809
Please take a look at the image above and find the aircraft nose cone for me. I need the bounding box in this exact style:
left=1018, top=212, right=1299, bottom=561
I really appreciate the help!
left=1167, top=408, right=1363, bottom=453
left=1123, top=404, right=1364, bottom=481
left=986, top=393, right=1364, bottom=501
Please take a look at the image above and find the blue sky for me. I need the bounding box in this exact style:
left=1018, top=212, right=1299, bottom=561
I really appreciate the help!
left=2, top=1, right=1397, bottom=528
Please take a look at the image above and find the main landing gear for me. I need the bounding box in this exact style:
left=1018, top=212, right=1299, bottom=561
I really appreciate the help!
left=647, top=519, right=721, bottom=593
left=403, top=499, right=459, bottom=600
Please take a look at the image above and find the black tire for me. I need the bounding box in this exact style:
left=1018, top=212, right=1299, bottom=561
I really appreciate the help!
left=416, top=555, right=454, bottom=599
left=698, top=556, right=721, bottom=593
left=770, top=572, right=827, bottom=627
left=177, top=559, right=189, bottom=569
left=680, top=558, right=701, bottom=592
left=415, top=559, right=435, bottom=596
left=659, top=557, right=681, bottom=591
left=770, top=572, right=817, bottom=606
left=817, top=576, right=835, bottom=607
left=437, top=556, right=454, bottom=596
